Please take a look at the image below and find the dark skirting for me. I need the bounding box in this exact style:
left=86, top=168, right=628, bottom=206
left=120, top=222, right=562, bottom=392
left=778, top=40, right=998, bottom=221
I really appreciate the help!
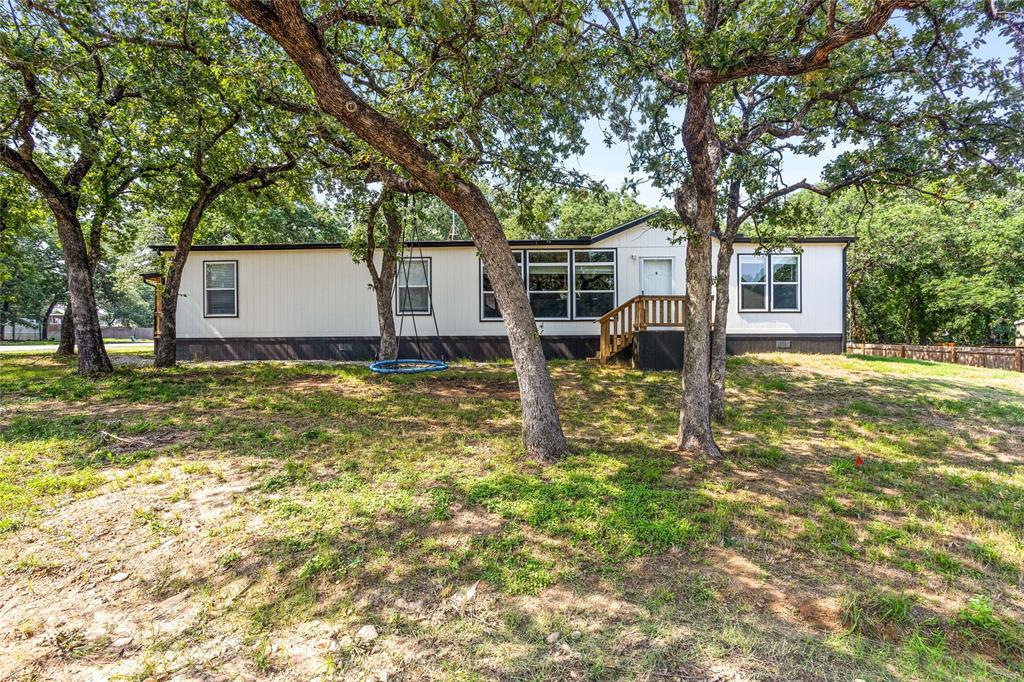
left=176, top=336, right=599, bottom=363
left=176, top=333, right=843, bottom=366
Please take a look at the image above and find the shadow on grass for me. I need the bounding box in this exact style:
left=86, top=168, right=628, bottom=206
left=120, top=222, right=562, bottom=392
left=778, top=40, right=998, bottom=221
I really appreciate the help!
left=2, top=353, right=1022, bottom=678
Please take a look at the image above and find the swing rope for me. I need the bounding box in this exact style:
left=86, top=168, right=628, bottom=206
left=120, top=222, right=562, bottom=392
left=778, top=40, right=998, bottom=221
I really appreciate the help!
left=370, top=195, right=448, bottom=374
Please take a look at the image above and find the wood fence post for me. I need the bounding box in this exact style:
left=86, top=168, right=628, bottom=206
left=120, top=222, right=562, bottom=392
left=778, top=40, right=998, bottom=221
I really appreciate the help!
left=1015, top=348, right=1023, bottom=373
left=900, top=345, right=906, bottom=359
left=951, top=344, right=958, bottom=365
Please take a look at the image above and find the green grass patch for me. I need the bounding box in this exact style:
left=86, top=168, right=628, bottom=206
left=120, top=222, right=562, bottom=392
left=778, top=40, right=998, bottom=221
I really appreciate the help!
left=954, top=595, right=1024, bottom=663
left=1, top=352, right=1022, bottom=680
left=841, top=588, right=917, bottom=637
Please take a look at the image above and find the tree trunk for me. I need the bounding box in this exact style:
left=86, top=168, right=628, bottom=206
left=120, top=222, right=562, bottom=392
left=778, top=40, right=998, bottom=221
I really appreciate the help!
left=710, top=181, right=742, bottom=423
left=156, top=194, right=211, bottom=368
left=676, top=82, right=722, bottom=458
left=709, top=239, right=735, bottom=422
left=40, top=298, right=58, bottom=341
left=155, top=290, right=178, bottom=367
left=0, top=301, right=7, bottom=341
left=367, top=199, right=403, bottom=361
left=51, top=209, right=111, bottom=373
left=375, top=288, right=398, bottom=360
left=448, top=184, right=569, bottom=459
left=229, top=0, right=569, bottom=460
left=57, top=300, right=76, bottom=355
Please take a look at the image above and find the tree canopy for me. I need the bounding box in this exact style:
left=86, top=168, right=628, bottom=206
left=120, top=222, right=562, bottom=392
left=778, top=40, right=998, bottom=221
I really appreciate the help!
left=780, top=184, right=1024, bottom=345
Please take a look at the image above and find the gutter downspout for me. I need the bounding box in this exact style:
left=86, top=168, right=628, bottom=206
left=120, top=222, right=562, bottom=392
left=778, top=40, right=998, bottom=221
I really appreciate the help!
left=841, top=242, right=850, bottom=353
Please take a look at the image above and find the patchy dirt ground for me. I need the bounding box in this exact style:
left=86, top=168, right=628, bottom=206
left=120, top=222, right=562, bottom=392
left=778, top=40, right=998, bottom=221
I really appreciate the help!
left=0, top=458, right=257, bottom=680
left=1, top=352, right=1022, bottom=680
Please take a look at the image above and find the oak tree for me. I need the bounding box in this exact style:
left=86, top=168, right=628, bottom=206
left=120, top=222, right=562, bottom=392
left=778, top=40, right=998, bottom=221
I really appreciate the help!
left=596, top=0, right=1023, bottom=454
left=226, top=0, right=598, bottom=459
left=144, top=48, right=307, bottom=367
left=1, top=1, right=163, bottom=371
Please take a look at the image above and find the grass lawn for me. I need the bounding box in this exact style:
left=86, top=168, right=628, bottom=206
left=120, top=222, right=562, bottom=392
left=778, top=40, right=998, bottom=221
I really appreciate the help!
left=0, top=338, right=152, bottom=345
left=0, top=335, right=152, bottom=342
left=1, top=351, right=1022, bottom=680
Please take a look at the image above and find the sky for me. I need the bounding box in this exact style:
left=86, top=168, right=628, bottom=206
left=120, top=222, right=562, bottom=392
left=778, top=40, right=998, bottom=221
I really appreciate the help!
left=568, top=118, right=850, bottom=207
left=568, top=24, right=1017, bottom=209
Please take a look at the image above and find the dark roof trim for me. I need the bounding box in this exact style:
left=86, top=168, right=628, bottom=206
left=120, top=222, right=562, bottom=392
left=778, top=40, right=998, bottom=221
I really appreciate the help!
left=152, top=242, right=345, bottom=252
left=406, top=237, right=591, bottom=248
left=149, top=240, right=596, bottom=252
left=589, top=210, right=662, bottom=242
left=733, top=235, right=855, bottom=244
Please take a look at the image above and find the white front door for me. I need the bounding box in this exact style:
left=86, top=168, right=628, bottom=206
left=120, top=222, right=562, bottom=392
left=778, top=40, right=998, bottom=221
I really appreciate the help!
left=641, top=258, right=673, bottom=295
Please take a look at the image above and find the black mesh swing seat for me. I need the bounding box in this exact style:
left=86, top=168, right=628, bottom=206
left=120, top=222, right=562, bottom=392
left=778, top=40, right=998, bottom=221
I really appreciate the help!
left=369, top=199, right=449, bottom=375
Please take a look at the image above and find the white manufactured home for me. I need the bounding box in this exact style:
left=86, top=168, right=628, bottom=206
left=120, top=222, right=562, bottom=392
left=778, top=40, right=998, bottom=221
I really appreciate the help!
left=148, top=213, right=851, bottom=368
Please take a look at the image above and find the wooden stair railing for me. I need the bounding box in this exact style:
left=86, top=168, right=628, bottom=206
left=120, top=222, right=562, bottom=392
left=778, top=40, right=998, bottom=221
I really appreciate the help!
left=594, top=295, right=686, bottom=362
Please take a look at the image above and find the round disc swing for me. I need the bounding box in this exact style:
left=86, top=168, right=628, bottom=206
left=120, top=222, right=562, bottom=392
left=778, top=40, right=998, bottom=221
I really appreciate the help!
left=369, top=197, right=449, bottom=375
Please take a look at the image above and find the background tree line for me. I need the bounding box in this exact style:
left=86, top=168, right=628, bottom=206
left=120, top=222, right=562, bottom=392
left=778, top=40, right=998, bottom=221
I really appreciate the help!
left=770, top=184, right=1024, bottom=346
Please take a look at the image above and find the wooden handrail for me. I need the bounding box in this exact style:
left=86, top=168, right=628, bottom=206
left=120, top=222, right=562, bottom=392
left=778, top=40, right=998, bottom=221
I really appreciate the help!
left=594, top=295, right=686, bottom=362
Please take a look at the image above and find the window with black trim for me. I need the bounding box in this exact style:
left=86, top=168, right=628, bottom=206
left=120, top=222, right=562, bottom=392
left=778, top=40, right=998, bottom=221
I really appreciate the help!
left=573, top=250, right=615, bottom=318
left=481, top=251, right=524, bottom=320
left=738, top=253, right=800, bottom=312
left=527, top=250, right=569, bottom=319
left=396, top=257, right=431, bottom=314
left=770, top=254, right=800, bottom=311
left=738, top=255, right=767, bottom=311
left=204, top=261, right=237, bottom=317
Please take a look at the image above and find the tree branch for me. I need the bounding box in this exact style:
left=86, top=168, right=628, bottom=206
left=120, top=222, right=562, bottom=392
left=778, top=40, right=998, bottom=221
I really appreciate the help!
left=737, top=173, right=877, bottom=224
left=701, top=0, right=925, bottom=83
left=316, top=5, right=407, bottom=32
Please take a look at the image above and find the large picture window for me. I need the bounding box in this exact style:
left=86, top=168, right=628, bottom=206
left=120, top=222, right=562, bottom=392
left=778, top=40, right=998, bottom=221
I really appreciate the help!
left=573, top=250, right=615, bottom=318
left=396, top=257, right=431, bottom=314
left=204, top=261, right=237, bottom=317
left=481, top=251, right=524, bottom=320
left=738, top=253, right=800, bottom=312
left=527, top=250, right=570, bottom=319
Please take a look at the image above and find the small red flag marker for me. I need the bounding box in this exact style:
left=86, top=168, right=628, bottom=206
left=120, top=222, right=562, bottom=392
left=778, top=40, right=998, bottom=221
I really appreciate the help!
left=855, top=454, right=863, bottom=470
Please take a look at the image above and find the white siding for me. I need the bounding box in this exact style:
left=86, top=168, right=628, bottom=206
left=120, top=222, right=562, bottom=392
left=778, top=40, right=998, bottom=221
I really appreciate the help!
left=179, top=250, right=379, bottom=338
left=173, top=220, right=846, bottom=339
left=599, top=224, right=687, bottom=297
left=724, top=243, right=845, bottom=335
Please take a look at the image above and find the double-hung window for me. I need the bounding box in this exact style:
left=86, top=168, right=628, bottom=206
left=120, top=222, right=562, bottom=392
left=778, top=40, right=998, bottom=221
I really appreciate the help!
left=738, top=253, right=800, bottom=312
left=396, top=257, right=431, bottom=314
left=204, top=261, right=237, bottom=317
left=481, top=251, right=524, bottom=320
left=770, top=255, right=800, bottom=311
left=527, top=250, right=569, bottom=319
left=573, top=250, right=615, bottom=318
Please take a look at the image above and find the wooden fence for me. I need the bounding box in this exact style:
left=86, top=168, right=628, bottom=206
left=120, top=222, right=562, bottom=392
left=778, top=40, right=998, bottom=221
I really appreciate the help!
left=849, top=342, right=1024, bottom=372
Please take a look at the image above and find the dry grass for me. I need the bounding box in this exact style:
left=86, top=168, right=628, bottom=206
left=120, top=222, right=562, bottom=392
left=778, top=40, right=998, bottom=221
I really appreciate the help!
left=0, top=350, right=1022, bottom=681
